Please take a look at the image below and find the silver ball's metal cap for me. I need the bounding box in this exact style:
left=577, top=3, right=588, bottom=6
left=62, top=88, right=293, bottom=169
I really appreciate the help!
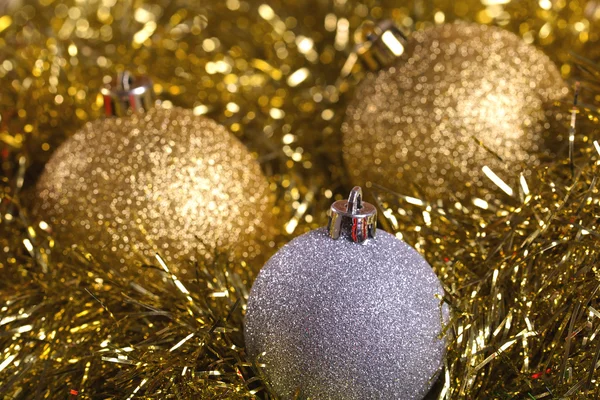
left=327, top=186, right=377, bottom=243
left=100, top=71, right=155, bottom=117
left=354, top=19, right=408, bottom=71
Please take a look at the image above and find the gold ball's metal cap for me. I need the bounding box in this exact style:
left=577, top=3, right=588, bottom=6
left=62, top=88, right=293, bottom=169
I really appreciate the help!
left=327, top=186, right=377, bottom=243
left=354, top=19, right=408, bottom=71
left=100, top=71, right=155, bottom=117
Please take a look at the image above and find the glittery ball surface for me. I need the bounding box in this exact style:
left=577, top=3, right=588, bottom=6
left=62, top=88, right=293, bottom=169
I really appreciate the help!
left=35, top=106, right=273, bottom=277
left=343, top=22, right=569, bottom=201
left=244, top=228, right=447, bottom=399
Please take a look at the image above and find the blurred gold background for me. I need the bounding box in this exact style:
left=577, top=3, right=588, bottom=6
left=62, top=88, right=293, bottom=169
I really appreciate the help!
left=0, top=0, right=599, bottom=398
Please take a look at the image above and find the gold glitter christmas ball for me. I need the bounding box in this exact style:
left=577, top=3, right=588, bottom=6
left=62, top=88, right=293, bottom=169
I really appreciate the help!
left=342, top=22, right=569, bottom=201
left=34, top=106, right=273, bottom=278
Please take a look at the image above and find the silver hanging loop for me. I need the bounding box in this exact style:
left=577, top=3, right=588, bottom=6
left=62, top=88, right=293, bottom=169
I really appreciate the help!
left=355, top=19, right=408, bottom=72
left=101, top=71, right=155, bottom=117
left=327, top=186, right=377, bottom=243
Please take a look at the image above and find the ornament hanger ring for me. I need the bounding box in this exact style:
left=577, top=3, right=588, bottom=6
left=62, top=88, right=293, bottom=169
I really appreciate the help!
left=118, top=71, right=134, bottom=91
left=347, top=186, right=363, bottom=214
left=101, top=70, right=155, bottom=117
left=341, top=19, right=408, bottom=77
left=328, top=186, right=377, bottom=243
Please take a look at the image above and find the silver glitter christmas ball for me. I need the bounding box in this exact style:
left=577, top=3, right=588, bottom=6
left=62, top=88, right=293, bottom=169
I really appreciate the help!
left=245, top=188, right=446, bottom=399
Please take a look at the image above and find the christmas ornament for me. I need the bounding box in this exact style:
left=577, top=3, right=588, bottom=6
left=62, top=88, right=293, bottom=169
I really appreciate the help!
left=342, top=21, right=569, bottom=201
left=245, top=187, right=447, bottom=399
left=34, top=73, right=273, bottom=277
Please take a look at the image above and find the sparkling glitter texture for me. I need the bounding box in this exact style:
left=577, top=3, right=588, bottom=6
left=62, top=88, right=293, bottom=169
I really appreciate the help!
left=343, top=22, right=569, bottom=202
left=245, top=228, right=447, bottom=399
left=34, top=106, right=273, bottom=277
left=0, top=0, right=599, bottom=398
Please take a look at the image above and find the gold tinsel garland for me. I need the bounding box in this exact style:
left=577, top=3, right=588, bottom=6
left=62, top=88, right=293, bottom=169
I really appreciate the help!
left=0, top=0, right=600, bottom=398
